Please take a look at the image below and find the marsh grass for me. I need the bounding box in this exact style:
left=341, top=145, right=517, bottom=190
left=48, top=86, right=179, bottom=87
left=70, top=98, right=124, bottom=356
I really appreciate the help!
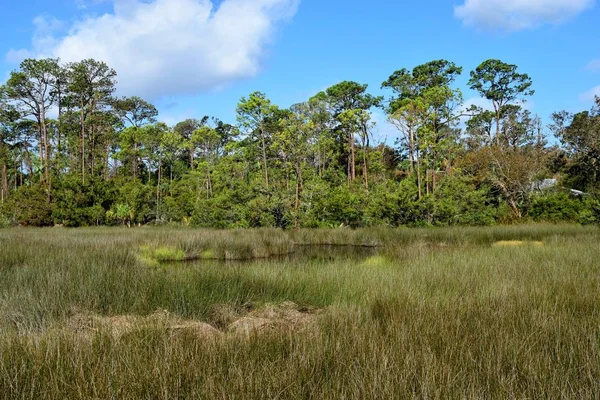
left=0, top=224, right=599, bottom=398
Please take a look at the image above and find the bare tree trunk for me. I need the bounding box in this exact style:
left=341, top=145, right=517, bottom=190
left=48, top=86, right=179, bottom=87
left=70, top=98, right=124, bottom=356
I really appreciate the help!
left=362, top=144, right=369, bottom=190
left=409, top=125, right=415, bottom=174
left=432, top=150, right=437, bottom=195
left=80, top=103, right=86, bottom=184
left=294, top=163, right=302, bottom=229
left=260, top=124, right=269, bottom=188
left=156, top=162, right=161, bottom=221
left=57, top=88, right=62, bottom=152
left=105, top=139, right=110, bottom=180
left=294, top=169, right=300, bottom=227
left=90, top=125, right=95, bottom=179
left=317, top=141, right=322, bottom=178
left=1, top=159, right=7, bottom=203
left=206, top=164, right=213, bottom=198
left=416, top=150, right=422, bottom=200
left=133, top=142, right=138, bottom=179
left=349, top=131, right=356, bottom=181
left=509, top=198, right=521, bottom=219
left=25, top=147, right=34, bottom=178
left=40, top=106, right=51, bottom=198
left=37, top=124, right=44, bottom=183
left=494, top=102, right=501, bottom=147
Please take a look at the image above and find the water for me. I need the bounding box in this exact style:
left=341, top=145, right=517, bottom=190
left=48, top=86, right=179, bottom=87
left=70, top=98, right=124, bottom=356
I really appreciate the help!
left=169, top=245, right=381, bottom=267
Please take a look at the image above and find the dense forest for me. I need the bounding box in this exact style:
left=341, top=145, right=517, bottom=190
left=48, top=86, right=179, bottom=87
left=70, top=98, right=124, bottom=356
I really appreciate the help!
left=0, top=58, right=598, bottom=228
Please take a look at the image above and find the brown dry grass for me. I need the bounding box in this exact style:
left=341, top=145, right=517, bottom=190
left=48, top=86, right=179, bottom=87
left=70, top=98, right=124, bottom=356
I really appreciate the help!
left=63, top=302, right=320, bottom=342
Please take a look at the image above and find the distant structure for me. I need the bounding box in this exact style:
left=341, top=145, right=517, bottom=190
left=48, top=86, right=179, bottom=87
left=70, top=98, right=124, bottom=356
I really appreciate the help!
left=531, top=179, right=585, bottom=196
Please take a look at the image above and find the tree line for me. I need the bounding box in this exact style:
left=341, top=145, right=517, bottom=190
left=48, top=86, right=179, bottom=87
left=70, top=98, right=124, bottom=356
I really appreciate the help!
left=0, top=57, right=598, bottom=227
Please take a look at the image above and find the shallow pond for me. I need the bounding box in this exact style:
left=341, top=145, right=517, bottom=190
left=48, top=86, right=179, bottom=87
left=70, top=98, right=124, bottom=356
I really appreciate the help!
left=169, top=245, right=381, bottom=267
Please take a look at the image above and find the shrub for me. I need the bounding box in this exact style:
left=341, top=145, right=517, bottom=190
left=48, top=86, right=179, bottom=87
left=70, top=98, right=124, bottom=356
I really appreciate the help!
left=528, top=192, right=584, bottom=223
left=4, top=184, right=53, bottom=226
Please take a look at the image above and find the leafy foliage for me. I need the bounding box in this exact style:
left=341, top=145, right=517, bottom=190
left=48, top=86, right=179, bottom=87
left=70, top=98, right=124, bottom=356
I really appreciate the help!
left=0, top=57, right=598, bottom=227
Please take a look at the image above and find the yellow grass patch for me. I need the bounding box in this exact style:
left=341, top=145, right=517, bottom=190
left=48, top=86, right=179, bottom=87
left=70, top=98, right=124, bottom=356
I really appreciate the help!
left=492, top=240, right=545, bottom=247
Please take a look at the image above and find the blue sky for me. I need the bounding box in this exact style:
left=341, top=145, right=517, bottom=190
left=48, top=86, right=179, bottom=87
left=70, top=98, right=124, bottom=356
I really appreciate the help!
left=1, top=0, right=599, bottom=140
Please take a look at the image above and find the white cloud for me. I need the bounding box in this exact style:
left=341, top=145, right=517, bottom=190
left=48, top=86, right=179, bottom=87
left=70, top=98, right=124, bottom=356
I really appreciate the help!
left=454, top=0, right=595, bottom=31
left=75, top=0, right=111, bottom=9
left=462, top=96, right=493, bottom=112
left=458, top=96, right=535, bottom=127
left=458, top=97, right=493, bottom=125
left=461, top=96, right=534, bottom=112
left=580, top=85, right=600, bottom=102
left=10, top=0, right=299, bottom=99
left=370, top=109, right=401, bottom=146
left=5, top=49, right=34, bottom=64
left=585, top=59, right=600, bottom=72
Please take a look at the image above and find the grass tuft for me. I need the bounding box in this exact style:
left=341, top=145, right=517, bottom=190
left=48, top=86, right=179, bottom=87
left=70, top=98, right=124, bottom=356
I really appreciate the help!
left=0, top=224, right=599, bottom=398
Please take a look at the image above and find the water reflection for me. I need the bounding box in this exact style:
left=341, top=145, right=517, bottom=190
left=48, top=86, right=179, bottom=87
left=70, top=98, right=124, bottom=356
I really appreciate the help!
left=172, top=245, right=381, bottom=267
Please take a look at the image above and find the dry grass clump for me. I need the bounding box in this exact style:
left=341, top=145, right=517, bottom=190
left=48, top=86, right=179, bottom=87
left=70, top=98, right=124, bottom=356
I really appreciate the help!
left=228, top=301, right=320, bottom=336
left=32, top=302, right=321, bottom=345
left=66, top=310, right=222, bottom=341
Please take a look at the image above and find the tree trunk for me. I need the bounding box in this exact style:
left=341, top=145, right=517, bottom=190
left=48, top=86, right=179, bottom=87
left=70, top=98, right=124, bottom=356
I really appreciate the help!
left=362, top=133, right=369, bottom=191
left=494, top=102, right=501, bottom=147
left=133, top=142, right=138, bottom=179
left=1, top=159, right=7, bottom=203
left=408, top=125, right=415, bottom=174
left=294, top=163, right=302, bottom=229
left=37, top=123, right=44, bottom=183
left=40, top=105, right=51, bottom=198
left=317, top=141, right=322, bottom=178
left=90, top=125, right=95, bottom=179
left=57, top=88, right=62, bottom=154
left=349, top=131, right=356, bottom=182
left=105, top=139, right=110, bottom=180
left=416, top=150, right=422, bottom=200
left=508, top=198, right=521, bottom=219
left=432, top=149, right=437, bottom=195
left=260, top=124, right=269, bottom=188
left=206, top=164, right=213, bottom=198
left=156, top=162, right=162, bottom=221
left=80, top=103, right=86, bottom=184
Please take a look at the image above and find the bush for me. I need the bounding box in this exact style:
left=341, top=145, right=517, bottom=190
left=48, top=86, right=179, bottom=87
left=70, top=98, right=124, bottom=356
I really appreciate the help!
left=429, top=176, right=497, bottom=226
left=0, top=211, right=12, bottom=228
left=528, top=192, right=589, bottom=223
left=51, top=176, right=114, bottom=226
left=578, top=195, right=600, bottom=225
left=307, top=184, right=364, bottom=228
left=4, top=184, right=53, bottom=226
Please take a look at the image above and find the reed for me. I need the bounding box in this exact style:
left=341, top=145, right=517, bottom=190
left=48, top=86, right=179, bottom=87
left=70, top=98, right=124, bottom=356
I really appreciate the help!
left=0, top=224, right=598, bottom=398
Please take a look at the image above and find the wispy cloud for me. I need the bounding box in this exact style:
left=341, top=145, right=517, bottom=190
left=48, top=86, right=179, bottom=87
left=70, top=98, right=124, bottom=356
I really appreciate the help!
left=580, top=85, right=600, bottom=102
left=455, top=0, right=595, bottom=32
left=585, top=59, right=600, bottom=72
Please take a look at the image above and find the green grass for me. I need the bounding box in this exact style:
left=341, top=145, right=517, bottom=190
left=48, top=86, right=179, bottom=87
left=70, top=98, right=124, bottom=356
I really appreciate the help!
left=0, top=224, right=599, bottom=398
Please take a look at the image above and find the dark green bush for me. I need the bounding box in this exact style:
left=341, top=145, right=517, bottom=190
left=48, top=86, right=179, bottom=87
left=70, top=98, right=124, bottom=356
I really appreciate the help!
left=4, top=183, right=53, bottom=226
left=528, top=192, right=594, bottom=223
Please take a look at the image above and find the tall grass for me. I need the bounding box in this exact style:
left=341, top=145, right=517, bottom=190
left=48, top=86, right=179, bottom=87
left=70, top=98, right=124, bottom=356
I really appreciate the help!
left=0, top=225, right=599, bottom=398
